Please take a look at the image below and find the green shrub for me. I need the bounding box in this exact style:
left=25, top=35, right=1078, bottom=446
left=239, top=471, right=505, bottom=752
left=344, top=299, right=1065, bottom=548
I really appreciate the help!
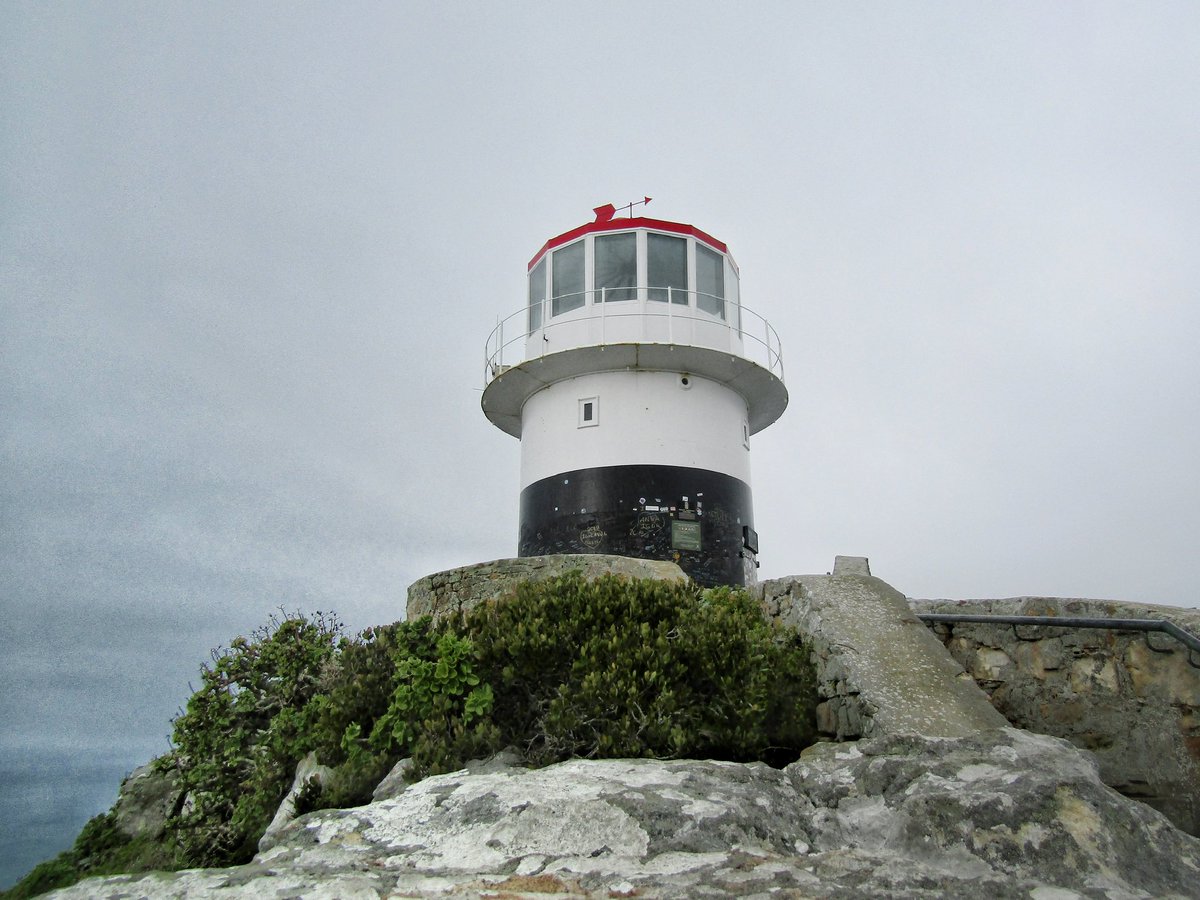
left=163, top=610, right=343, bottom=867
left=359, top=573, right=817, bottom=779
left=3, top=855, right=78, bottom=899
left=367, top=626, right=500, bottom=776
left=303, top=621, right=414, bottom=766
left=461, top=574, right=816, bottom=769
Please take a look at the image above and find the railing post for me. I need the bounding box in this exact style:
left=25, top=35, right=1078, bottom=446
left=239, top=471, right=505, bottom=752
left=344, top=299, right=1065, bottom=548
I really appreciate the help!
left=540, top=299, right=547, bottom=358
left=729, top=300, right=736, bottom=351
left=667, top=287, right=674, bottom=344
left=600, top=287, right=606, bottom=344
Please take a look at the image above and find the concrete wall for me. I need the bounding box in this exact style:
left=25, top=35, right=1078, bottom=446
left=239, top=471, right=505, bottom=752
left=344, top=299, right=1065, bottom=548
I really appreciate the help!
left=913, top=597, right=1200, bottom=836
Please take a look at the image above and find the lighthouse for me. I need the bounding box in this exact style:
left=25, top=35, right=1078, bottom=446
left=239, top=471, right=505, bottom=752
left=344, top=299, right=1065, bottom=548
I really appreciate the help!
left=482, top=204, right=787, bottom=587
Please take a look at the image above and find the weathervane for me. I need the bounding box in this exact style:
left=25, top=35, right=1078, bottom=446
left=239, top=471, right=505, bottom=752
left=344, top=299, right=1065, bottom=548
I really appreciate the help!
left=592, top=196, right=652, bottom=223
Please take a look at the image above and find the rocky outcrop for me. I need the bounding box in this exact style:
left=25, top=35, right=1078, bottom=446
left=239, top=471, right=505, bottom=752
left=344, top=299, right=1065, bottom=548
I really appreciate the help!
left=46, top=566, right=1200, bottom=897
left=760, top=574, right=1008, bottom=741
left=48, top=731, right=1200, bottom=898
left=406, top=554, right=686, bottom=621
left=112, top=761, right=182, bottom=841
left=914, top=597, right=1200, bottom=837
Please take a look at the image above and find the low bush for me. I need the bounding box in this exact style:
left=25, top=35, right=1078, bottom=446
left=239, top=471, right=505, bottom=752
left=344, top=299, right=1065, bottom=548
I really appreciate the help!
left=359, top=573, right=817, bottom=778
left=461, top=574, right=816, bottom=770
left=163, top=610, right=343, bottom=867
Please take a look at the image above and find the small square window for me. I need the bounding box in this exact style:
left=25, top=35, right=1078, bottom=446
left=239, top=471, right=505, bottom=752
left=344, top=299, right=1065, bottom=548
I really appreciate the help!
left=742, top=421, right=750, bottom=449
left=579, top=397, right=599, bottom=428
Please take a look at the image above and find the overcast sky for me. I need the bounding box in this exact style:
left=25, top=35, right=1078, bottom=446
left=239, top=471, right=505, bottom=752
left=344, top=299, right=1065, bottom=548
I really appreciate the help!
left=3, top=1, right=1198, bottom=886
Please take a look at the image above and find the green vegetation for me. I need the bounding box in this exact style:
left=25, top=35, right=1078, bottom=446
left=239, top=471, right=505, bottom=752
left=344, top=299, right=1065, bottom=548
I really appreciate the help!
left=457, top=575, right=815, bottom=771
left=164, top=610, right=344, bottom=866
left=3, top=574, right=817, bottom=897
left=2, top=810, right=181, bottom=899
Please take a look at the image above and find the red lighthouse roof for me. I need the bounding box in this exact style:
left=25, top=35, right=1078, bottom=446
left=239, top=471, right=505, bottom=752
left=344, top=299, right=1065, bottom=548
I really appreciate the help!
left=528, top=217, right=731, bottom=272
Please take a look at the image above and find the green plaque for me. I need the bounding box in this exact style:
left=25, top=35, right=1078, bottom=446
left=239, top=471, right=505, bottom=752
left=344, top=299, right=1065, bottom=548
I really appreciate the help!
left=671, top=519, right=702, bottom=551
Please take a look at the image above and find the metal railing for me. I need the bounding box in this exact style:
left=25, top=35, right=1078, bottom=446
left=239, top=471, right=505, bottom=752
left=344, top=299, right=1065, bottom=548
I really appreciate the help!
left=484, top=287, right=785, bottom=386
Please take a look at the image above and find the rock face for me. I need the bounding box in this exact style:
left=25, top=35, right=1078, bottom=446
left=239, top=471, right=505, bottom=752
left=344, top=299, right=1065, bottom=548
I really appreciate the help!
left=760, top=574, right=1009, bottom=741
left=915, top=597, right=1200, bottom=836
left=48, top=731, right=1200, bottom=898
left=112, top=761, right=182, bottom=841
left=259, top=752, right=335, bottom=851
left=406, top=554, right=686, bottom=621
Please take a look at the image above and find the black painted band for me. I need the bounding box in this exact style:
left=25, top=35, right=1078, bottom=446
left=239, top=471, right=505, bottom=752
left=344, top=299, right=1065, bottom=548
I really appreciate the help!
left=519, top=464, right=755, bottom=587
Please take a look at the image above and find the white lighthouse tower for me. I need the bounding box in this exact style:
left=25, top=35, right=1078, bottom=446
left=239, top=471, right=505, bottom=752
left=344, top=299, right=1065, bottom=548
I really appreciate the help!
left=482, top=204, right=787, bottom=587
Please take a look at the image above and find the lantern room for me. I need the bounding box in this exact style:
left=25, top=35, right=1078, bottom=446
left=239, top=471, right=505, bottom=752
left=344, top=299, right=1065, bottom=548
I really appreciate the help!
left=523, top=217, right=744, bottom=358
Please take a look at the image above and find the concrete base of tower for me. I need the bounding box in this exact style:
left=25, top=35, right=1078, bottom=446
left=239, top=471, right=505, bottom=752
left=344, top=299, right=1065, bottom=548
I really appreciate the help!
left=519, top=464, right=758, bottom=588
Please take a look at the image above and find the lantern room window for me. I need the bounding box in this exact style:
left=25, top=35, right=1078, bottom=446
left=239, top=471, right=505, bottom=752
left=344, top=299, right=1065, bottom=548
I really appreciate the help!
left=648, top=233, right=688, bottom=304
left=594, top=232, right=636, bottom=302
left=696, top=243, right=725, bottom=319
left=552, top=241, right=585, bottom=316
left=528, top=258, right=546, bottom=333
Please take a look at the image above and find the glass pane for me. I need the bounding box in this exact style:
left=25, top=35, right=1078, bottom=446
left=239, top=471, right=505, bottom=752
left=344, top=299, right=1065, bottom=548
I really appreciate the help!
left=551, top=241, right=585, bottom=316
left=528, top=258, right=545, bottom=333
left=648, top=233, right=687, bottom=304
left=594, top=232, right=636, bottom=301
left=696, top=244, right=725, bottom=319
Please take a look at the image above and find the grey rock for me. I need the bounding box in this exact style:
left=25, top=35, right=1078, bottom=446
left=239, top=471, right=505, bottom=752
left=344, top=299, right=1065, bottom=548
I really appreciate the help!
left=793, top=728, right=1200, bottom=897
left=258, top=751, right=334, bottom=852
left=832, top=555, right=871, bottom=576
left=370, top=756, right=414, bottom=802
left=48, top=730, right=1200, bottom=898
left=760, top=574, right=1009, bottom=741
left=112, top=761, right=181, bottom=840
left=465, top=747, right=525, bottom=775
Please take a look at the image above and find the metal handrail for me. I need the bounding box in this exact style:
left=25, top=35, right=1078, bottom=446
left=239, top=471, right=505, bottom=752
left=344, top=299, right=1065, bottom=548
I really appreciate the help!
left=484, top=288, right=785, bottom=386
left=917, top=612, right=1200, bottom=663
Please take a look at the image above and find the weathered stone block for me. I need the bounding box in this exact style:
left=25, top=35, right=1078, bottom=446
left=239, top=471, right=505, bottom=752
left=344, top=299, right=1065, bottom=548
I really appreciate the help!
left=972, top=647, right=1013, bottom=681
left=406, top=554, right=687, bottom=622
left=832, top=555, right=870, bottom=576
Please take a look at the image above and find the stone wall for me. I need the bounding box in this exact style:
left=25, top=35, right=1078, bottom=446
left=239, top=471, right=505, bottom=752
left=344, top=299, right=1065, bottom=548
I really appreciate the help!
left=406, top=554, right=686, bottom=622
left=913, top=596, right=1200, bottom=836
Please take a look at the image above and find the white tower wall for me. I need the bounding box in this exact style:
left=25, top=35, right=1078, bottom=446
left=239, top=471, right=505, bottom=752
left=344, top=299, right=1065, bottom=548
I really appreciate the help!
left=519, top=371, right=751, bottom=490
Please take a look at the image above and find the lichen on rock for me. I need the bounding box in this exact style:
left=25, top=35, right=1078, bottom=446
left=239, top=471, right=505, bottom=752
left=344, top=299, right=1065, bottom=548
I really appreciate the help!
left=45, top=730, right=1200, bottom=899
